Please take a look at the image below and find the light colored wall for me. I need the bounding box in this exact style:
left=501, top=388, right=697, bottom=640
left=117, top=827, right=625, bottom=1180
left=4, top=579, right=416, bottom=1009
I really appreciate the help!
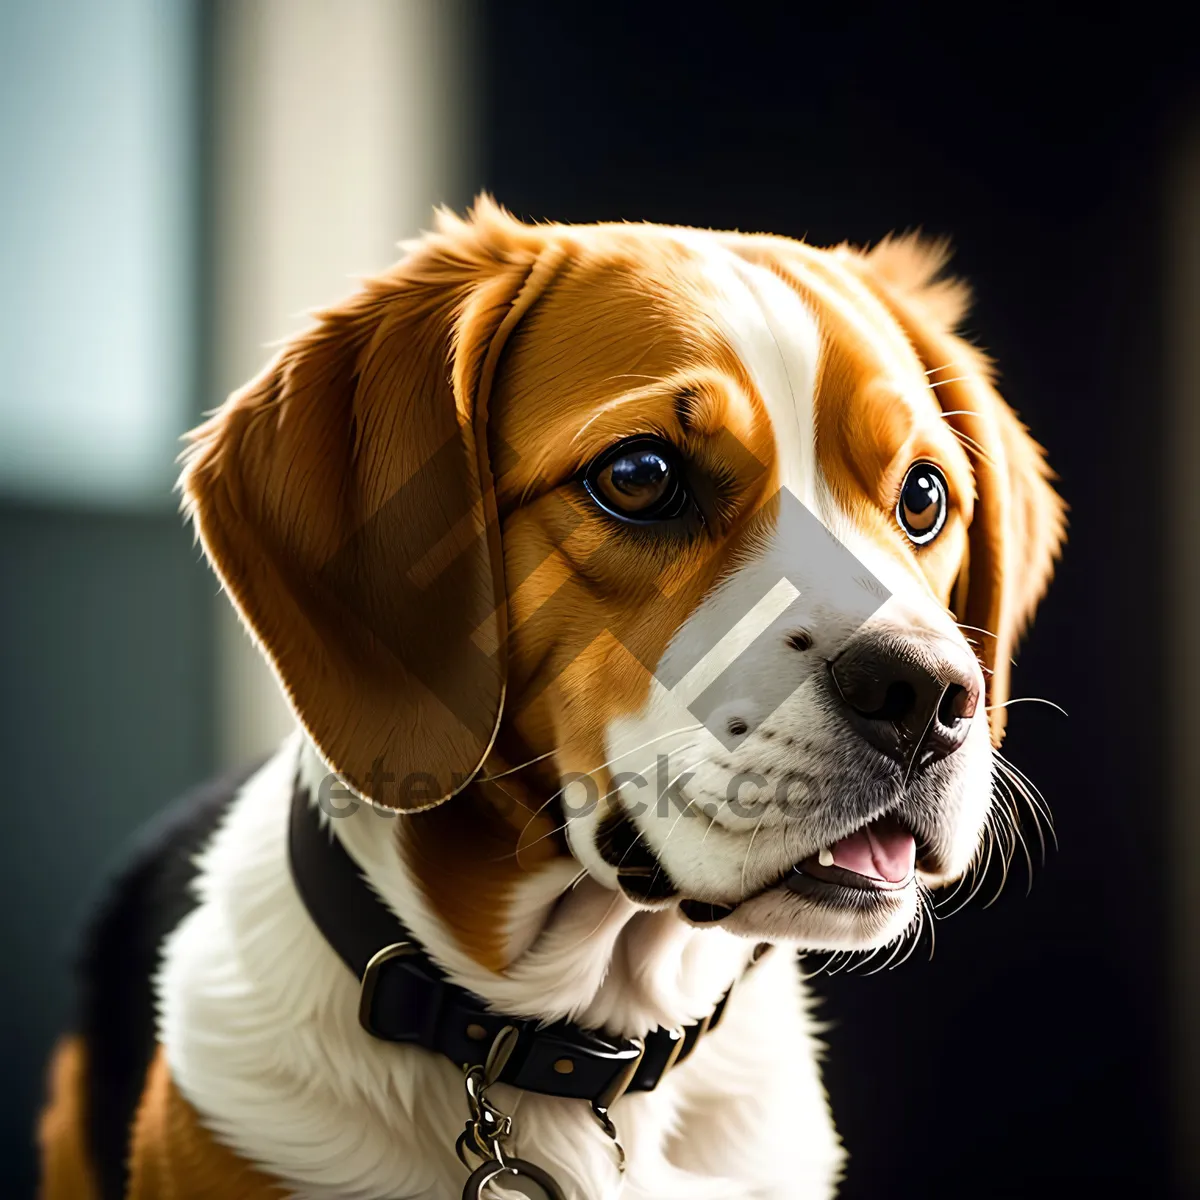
left=208, top=0, right=476, bottom=767
left=0, top=0, right=195, bottom=504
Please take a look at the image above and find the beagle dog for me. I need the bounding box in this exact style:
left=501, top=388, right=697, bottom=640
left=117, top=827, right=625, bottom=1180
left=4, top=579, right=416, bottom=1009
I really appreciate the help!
left=38, top=199, right=1064, bottom=1200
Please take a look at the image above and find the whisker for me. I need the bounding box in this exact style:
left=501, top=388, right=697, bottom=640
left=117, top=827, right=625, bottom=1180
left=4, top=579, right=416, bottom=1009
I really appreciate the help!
left=565, top=723, right=705, bottom=785
left=902, top=702, right=940, bottom=789
left=568, top=382, right=665, bottom=448
left=863, top=923, right=910, bottom=975
left=804, top=951, right=838, bottom=981
left=861, top=942, right=898, bottom=977
left=998, top=771, right=1046, bottom=866
left=954, top=620, right=1016, bottom=667
left=822, top=952, right=847, bottom=978
left=983, top=794, right=1023, bottom=908
left=508, top=816, right=573, bottom=862
left=505, top=734, right=706, bottom=869
left=652, top=754, right=713, bottom=867
left=945, top=426, right=1001, bottom=471
left=844, top=945, right=885, bottom=976
left=948, top=433, right=999, bottom=470
left=921, top=884, right=937, bottom=962
left=994, top=754, right=1057, bottom=852
left=509, top=723, right=704, bottom=849
left=698, top=783, right=741, bottom=848
left=740, top=810, right=771, bottom=901
left=573, top=881, right=635, bottom=945
left=829, top=948, right=867, bottom=978
left=953, top=813, right=998, bottom=913
left=935, top=868, right=970, bottom=918
left=999, top=777, right=1037, bottom=891
left=955, top=638, right=996, bottom=677
left=937, top=795, right=1015, bottom=918
left=986, top=697, right=1069, bottom=718
left=995, top=752, right=1055, bottom=833
left=479, top=747, right=559, bottom=782
left=893, top=899, right=927, bottom=969
left=569, top=756, right=715, bottom=941
left=955, top=621, right=1000, bottom=642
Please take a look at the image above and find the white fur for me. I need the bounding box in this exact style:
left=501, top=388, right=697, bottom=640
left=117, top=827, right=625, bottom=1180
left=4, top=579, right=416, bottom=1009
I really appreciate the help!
left=157, top=228, right=989, bottom=1199
left=157, top=733, right=844, bottom=1199
left=579, top=235, right=992, bottom=950
left=670, top=233, right=822, bottom=512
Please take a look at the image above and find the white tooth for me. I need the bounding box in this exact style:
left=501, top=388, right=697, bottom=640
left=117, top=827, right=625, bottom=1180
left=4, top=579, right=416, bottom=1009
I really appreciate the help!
left=818, top=847, right=834, bottom=867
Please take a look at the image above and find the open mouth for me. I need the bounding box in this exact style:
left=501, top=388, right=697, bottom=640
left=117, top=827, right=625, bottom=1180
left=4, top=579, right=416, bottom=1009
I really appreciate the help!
left=679, top=813, right=919, bottom=925
left=786, top=812, right=916, bottom=894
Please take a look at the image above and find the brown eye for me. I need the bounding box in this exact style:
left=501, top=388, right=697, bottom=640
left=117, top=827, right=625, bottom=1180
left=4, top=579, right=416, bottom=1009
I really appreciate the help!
left=897, top=462, right=948, bottom=545
left=584, top=437, right=690, bottom=523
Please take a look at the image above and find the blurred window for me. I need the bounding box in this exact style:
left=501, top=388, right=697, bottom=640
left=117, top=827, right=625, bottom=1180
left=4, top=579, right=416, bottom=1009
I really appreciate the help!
left=0, top=0, right=195, bottom=504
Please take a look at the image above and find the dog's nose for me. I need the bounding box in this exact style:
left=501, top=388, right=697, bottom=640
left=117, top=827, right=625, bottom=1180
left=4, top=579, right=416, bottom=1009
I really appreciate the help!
left=829, top=635, right=981, bottom=771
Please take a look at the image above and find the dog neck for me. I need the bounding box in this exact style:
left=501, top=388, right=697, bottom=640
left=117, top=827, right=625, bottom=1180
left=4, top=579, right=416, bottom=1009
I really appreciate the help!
left=296, top=737, right=753, bottom=1040
left=157, top=732, right=841, bottom=1199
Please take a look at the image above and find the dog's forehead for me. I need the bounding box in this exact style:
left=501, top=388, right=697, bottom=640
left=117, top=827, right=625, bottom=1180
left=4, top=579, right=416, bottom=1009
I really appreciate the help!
left=739, top=240, right=973, bottom=486
left=491, top=224, right=967, bottom=528
left=491, top=226, right=814, bottom=498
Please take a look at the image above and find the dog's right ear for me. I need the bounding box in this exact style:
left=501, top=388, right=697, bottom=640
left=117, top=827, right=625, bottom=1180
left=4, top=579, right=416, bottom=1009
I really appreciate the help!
left=180, top=200, right=566, bottom=809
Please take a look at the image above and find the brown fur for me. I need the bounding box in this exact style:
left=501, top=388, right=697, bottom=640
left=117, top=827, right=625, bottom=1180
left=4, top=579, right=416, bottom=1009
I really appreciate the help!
left=126, top=1048, right=282, bottom=1199
left=180, top=206, right=568, bottom=813
left=37, top=1039, right=284, bottom=1200
left=403, top=222, right=786, bottom=965
left=846, top=239, right=1066, bottom=742
left=37, top=1037, right=100, bottom=1200
left=726, top=235, right=978, bottom=610
left=727, top=231, right=1064, bottom=743
left=181, top=200, right=1063, bottom=971
left=34, top=202, right=1062, bottom=1200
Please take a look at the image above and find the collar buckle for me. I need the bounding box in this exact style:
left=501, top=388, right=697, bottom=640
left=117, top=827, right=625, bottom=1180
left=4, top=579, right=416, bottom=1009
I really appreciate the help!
left=357, top=941, right=418, bottom=1038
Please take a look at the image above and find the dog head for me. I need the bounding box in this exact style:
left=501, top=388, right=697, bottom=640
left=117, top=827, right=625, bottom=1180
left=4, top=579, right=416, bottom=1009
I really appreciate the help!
left=182, top=200, right=1064, bottom=966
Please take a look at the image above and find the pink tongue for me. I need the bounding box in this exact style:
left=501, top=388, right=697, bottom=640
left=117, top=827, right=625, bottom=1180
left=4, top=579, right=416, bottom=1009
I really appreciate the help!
left=830, top=822, right=916, bottom=883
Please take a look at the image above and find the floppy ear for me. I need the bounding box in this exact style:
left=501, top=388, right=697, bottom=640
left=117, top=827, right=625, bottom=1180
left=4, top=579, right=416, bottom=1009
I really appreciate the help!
left=845, top=235, right=1066, bottom=745
left=181, top=200, right=566, bottom=808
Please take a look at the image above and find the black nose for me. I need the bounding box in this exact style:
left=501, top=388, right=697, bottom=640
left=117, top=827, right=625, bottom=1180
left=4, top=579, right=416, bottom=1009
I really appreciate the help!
left=829, top=635, right=981, bottom=771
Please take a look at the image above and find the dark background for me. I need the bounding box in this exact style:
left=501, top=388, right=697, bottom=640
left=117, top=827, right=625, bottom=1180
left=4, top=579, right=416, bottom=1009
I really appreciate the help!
left=1, top=5, right=1194, bottom=1197
left=477, top=10, right=1187, bottom=1198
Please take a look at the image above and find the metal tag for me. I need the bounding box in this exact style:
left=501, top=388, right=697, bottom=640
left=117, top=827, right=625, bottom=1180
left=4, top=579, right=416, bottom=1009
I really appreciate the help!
left=461, top=1155, right=568, bottom=1200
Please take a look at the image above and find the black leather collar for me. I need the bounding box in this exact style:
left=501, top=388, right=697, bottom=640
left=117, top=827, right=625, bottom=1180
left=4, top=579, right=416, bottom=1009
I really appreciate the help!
left=288, top=777, right=765, bottom=1107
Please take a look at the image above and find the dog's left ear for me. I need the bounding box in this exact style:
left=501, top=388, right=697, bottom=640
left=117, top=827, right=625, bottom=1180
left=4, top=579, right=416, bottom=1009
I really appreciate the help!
left=181, top=199, right=566, bottom=808
left=845, top=235, right=1067, bottom=745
